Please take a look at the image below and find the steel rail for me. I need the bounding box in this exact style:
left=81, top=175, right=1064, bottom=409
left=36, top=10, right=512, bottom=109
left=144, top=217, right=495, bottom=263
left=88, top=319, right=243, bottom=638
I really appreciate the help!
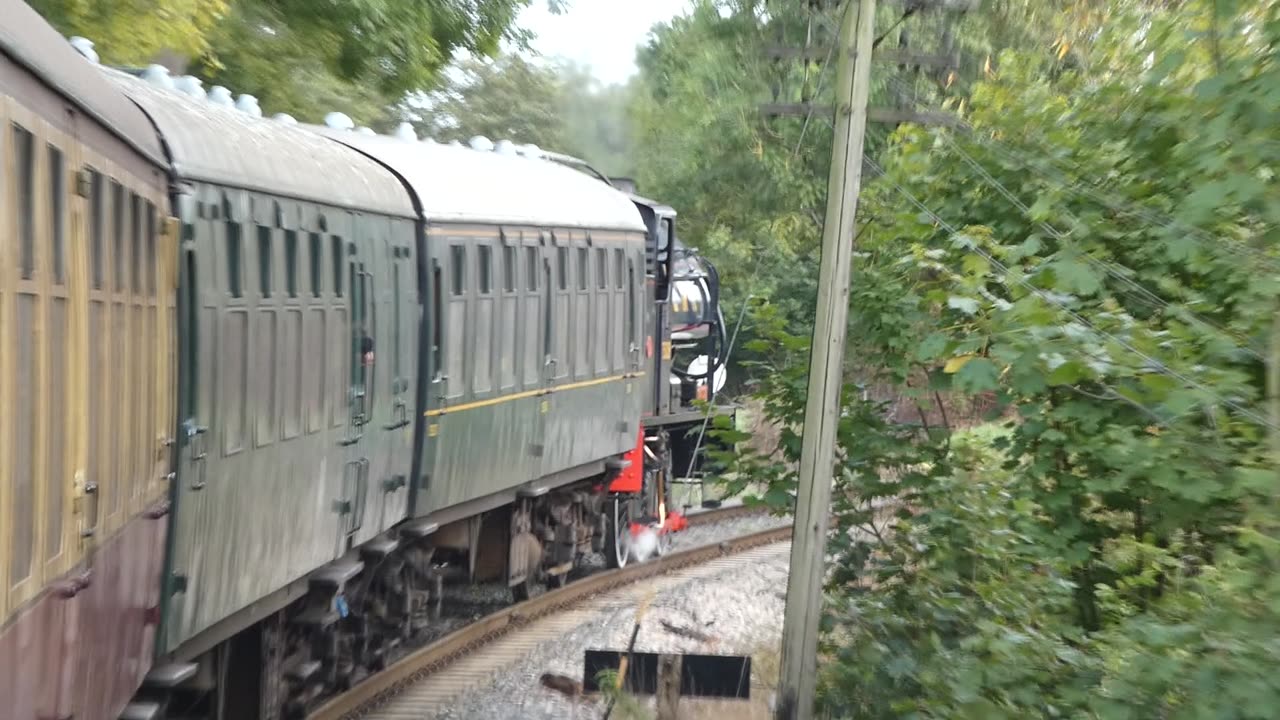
left=309, top=510, right=789, bottom=720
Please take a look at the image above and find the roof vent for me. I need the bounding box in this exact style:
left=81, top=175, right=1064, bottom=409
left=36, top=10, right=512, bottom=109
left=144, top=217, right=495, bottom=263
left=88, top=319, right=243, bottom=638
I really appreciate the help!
left=394, top=122, right=417, bottom=141
left=174, top=76, right=206, bottom=100
left=272, top=113, right=298, bottom=125
left=449, top=140, right=463, bottom=147
left=235, top=94, right=262, bottom=118
left=355, top=126, right=376, bottom=136
left=207, top=86, right=234, bottom=107
left=68, top=37, right=99, bottom=64
left=324, top=112, right=354, bottom=131
left=521, top=143, right=543, bottom=158
left=493, top=139, right=517, bottom=155
left=141, top=64, right=174, bottom=90
left=468, top=136, right=493, bottom=152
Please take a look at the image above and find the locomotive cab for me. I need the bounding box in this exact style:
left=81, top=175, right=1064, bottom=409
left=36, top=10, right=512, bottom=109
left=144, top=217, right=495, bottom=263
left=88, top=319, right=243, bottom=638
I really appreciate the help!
left=668, top=240, right=727, bottom=405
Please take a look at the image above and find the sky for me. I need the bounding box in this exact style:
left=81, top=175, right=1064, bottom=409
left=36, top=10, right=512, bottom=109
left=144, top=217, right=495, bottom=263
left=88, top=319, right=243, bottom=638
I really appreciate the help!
left=515, top=0, right=693, bottom=86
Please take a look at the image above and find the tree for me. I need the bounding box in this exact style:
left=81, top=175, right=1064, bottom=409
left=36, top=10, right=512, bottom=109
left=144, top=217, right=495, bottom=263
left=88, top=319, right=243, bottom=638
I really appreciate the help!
left=633, top=0, right=1280, bottom=716
left=402, top=53, right=636, bottom=176
left=29, top=0, right=570, bottom=123
left=559, top=62, right=636, bottom=177
left=408, top=54, right=571, bottom=149
left=29, top=0, right=228, bottom=62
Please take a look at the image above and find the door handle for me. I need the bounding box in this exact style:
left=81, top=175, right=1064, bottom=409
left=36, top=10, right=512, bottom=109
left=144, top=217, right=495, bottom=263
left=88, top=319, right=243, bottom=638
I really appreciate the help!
left=344, top=458, right=370, bottom=535
left=349, top=386, right=368, bottom=426
left=432, top=374, right=449, bottom=407
left=79, top=470, right=99, bottom=539
left=384, top=398, right=411, bottom=430
left=185, top=421, right=209, bottom=490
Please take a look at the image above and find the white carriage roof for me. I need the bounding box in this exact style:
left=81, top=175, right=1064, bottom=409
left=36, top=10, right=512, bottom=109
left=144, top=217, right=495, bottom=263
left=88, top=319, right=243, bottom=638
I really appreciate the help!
left=102, top=68, right=415, bottom=219
left=311, top=129, right=647, bottom=232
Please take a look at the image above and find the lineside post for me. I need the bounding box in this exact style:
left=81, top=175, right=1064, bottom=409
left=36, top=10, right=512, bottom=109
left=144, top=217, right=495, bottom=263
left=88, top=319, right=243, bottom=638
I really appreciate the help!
left=656, top=654, right=682, bottom=720
left=774, top=0, right=877, bottom=717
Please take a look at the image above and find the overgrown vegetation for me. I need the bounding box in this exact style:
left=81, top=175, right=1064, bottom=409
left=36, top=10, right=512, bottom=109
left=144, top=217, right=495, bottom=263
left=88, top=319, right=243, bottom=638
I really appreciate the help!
left=30, top=0, right=567, bottom=121
left=685, top=0, right=1280, bottom=716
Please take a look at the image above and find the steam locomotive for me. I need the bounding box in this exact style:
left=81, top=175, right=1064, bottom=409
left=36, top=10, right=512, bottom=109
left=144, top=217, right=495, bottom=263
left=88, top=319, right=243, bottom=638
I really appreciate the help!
left=0, top=2, right=733, bottom=718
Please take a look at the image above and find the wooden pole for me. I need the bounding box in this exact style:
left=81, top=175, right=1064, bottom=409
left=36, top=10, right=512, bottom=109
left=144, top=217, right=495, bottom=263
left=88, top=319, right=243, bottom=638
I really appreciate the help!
left=656, top=654, right=683, bottom=720
left=1270, top=307, right=1280, bottom=506
left=774, top=0, right=877, bottom=717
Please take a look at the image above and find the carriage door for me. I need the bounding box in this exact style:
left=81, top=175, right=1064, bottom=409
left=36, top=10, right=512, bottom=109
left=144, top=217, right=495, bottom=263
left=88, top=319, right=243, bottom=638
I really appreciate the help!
left=373, top=228, right=413, bottom=531
left=532, top=243, right=554, bottom=460
left=340, top=230, right=372, bottom=544
left=177, top=215, right=203, bottom=492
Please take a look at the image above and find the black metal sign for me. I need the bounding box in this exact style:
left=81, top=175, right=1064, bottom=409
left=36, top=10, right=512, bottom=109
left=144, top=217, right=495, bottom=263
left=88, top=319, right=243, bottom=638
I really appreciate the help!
left=582, top=650, right=751, bottom=699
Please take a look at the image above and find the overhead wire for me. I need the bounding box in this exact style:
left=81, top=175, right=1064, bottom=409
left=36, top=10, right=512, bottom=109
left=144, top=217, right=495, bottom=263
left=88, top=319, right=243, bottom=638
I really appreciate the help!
left=923, top=124, right=1267, bottom=362
left=971, top=129, right=1280, bottom=271
left=876, top=76, right=1264, bottom=361
left=789, top=0, right=849, bottom=160
left=864, top=157, right=1277, bottom=431
left=877, top=74, right=1279, bottom=271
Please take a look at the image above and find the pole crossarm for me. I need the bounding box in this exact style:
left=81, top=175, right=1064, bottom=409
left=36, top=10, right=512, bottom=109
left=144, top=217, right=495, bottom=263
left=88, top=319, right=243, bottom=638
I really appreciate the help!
left=765, top=46, right=960, bottom=69
left=760, top=103, right=965, bottom=127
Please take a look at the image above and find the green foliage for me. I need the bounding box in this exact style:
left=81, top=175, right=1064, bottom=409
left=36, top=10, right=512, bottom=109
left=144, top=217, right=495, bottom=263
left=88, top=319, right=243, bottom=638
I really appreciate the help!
left=31, top=0, right=562, bottom=122
left=30, top=0, right=228, bottom=62
left=689, top=1, right=1280, bottom=717
left=410, top=54, right=573, bottom=149
left=594, top=669, right=651, bottom=720
left=406, top=54, right=635, bottom=175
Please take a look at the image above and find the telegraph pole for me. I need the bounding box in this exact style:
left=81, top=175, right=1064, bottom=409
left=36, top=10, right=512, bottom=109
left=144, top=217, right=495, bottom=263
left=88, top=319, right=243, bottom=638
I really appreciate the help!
left=774, top=0, right=877, bottom=717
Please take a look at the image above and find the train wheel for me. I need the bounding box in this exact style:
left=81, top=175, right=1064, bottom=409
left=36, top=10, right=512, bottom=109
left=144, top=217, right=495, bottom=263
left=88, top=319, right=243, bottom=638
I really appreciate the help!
left=605, top=498, right=631, bottom=569
left=655, top=528, right=672, bottom=557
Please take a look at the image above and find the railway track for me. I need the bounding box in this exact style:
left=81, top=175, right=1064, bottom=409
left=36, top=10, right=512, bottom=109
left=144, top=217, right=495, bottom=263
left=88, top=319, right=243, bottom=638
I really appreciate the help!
left=309, top=505, right=789, bottom=720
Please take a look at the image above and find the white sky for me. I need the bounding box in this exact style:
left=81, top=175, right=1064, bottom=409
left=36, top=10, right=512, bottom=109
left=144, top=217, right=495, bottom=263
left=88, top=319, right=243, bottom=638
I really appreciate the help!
left=516, top=0, right=693, bottom=86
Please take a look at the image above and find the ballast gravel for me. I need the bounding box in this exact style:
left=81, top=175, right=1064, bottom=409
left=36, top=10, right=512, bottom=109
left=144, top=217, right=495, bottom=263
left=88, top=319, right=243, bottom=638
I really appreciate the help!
left=412, top=510, right=792, bottom=649
left=431, top=531, right=792, bottom=720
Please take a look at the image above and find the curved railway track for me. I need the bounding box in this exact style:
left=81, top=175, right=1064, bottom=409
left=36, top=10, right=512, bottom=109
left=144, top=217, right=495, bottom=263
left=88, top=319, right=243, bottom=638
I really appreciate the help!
left=309, top=506, right=790, bottom=720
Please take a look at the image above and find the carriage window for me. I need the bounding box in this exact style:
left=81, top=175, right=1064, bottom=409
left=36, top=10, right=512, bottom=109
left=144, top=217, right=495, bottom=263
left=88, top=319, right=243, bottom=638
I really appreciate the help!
left=451, top=245, right=465, bottom=296
left=226, top=220, right=243, bottom=298
left=145, top=201, right=156, bottom=296
left=432, top=262, right=443, bottom=376
left=597, top=248, right=607, bottom=289
left=393, top=256, right=402, bottom=378
left=331, top=235, right=344, bottom=296
left=112, top=181, right=125, bottom=290
left=48, top=144, right=65, bottom=284
left=90, top=170, right=104, bottom=289
left=614, top=248, right=624, bottom=289
left=627, top=259, right=636, bottom=344
left=526, top=246, right=538, bottom=291
left=14, top=124, right=34, bottom=281
left=308, top=232, right=322, bottom=296
left=257, top=226, right=273, bottom=297
left=11, top=122, right=35, bottom=280
left=557, top=247, right=567, bottom=290
left=131, top=193, right=143, bottom=293
left=284, top=230, right=298, bottom=297
left=478, top=244, right=492, bottom=294
left=503, top=245, right=516, bottom=292
left=577, top=247, right=588, bottom=290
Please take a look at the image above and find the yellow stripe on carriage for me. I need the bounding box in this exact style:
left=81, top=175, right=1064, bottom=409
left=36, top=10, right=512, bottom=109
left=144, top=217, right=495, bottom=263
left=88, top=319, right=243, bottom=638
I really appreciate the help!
left=423, top=372, right=645, bottom=418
